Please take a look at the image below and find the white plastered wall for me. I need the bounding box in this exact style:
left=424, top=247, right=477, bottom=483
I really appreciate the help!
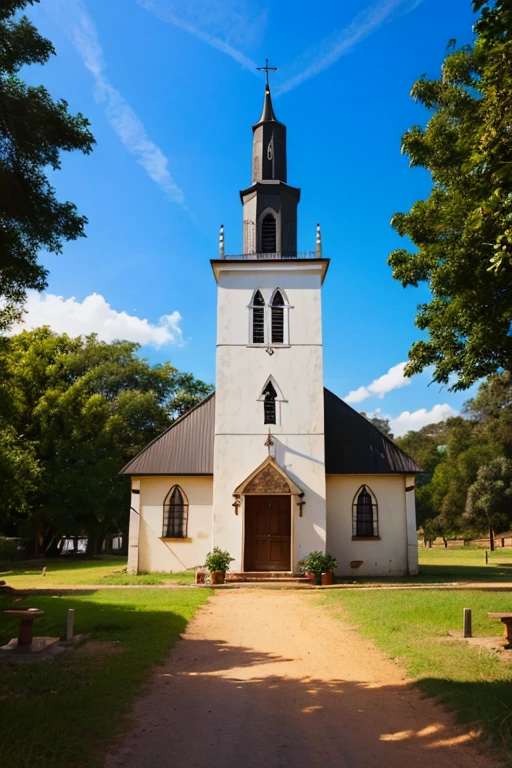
left=326, top=475, right=413, bottom=577
left=135, top=476, right=213, bottom=573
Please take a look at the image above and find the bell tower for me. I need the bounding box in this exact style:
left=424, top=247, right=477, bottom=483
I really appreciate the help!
left=241, top=80, right=300, bottom=257
left=211, top=67, right=328, bottom=574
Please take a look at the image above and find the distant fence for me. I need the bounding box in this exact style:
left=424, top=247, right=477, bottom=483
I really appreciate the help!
left=418, top=537, right=512, bottom=549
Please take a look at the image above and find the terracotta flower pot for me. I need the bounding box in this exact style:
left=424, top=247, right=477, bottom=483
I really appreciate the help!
left=211, top=570, right=226, bottom=585
left=321, top=572, right=334, bottom=586
left=304, top=572, right=316, bottom=584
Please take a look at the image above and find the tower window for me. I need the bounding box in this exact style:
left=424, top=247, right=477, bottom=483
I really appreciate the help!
left=271, top=289, right=285, bottom=344
left=251, top=290, right=265, bottom=344
left=352, top=486, right=379, bottom=538
left=263, top=381, right=277, bottom=424
left=261, top=213, right=277, bottom=253
left=163, top=485, right=189, bottom=538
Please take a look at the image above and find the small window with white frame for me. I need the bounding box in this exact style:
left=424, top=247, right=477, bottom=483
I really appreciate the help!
left=249, top=289, right=265, bottom=344
left=352, top=485, right=379, bottom=538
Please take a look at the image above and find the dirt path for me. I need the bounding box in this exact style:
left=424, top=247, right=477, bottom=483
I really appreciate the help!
left=106, top=591, right=500, bottom=768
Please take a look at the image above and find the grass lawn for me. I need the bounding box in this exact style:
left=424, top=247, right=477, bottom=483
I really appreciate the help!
left=415, top=547, right=512, bottom=583
left=321, top=588, right=512, bottom=758
left=0, top=587, right=211, bottom=768
left=0, top=556, right=195, bottom=588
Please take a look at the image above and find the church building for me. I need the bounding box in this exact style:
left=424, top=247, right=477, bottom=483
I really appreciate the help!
left=121, top=80, right=420, bottom=578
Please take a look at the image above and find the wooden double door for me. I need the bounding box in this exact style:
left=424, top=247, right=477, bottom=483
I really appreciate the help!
left=244, top=495, right=291, bottom=572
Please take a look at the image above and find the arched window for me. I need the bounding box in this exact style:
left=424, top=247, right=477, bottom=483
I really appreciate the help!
left=261, top=213, right=277, bottom=253
left=352, top=486, right=379, bottom=538
left=270, top=289, right=285, bottom=344
left=262, top=381, right=277, bottom=424
left=250, top=290, right=265, bottom=344
left=162, top=485, right=189, bottom=538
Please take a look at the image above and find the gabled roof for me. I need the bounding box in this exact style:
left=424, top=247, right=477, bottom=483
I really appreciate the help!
left=120, top=388, right=420, bottom=476
left=323, top=388, right=420, bottom=474
left=120, top=393, right=215, bottom=476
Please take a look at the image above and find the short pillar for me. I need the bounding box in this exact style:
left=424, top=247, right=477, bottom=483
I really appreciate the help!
left=66, top=609, right=75, bottom=641
left=463, top=608, right=472, bottom=638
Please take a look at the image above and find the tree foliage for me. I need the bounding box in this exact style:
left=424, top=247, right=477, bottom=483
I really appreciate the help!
left=396, top=372, right=512, bottom=541
left=0, top=329, right=213, bottom=553
left=388, top=0, right=512, bottom=390
left=0, top=1, right=95, bottom=328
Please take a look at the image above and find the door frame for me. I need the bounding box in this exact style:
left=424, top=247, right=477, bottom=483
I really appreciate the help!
left=242, top=494, right=294, bottom=572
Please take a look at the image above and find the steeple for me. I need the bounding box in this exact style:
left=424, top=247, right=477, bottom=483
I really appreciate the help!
left=241, top=74, right=300, bottom=257
left=252, top=83, right=287, bottom=183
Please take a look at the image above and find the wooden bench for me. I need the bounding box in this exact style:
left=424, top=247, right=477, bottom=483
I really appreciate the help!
left=488, top=613, right=512, bottom=645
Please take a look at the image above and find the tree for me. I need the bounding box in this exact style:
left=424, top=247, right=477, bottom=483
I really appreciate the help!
left=465, top=457, right=512, bottom=549
left=0, top=329, right=213, bottom=554
left=0, top=1, right=94, bottom=329
left=388, top=0, right=512, bottom=391
left=360, top=412, right=393, bottom=439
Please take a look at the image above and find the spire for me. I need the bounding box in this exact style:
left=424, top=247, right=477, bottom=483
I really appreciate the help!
left=256, top=83, right=277, bottom=125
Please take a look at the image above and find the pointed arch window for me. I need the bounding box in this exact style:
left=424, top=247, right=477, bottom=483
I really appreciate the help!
left=250, top=289, right=265, bottom=344
left=262, top=381, right=277, bottom=424
left=261, top=213, right=277, bottom=253
left=270, top=289, right=285, bottom=344
left=162, top=485, right=189, bottom=539
left=352, top=486, right=379, bottom=538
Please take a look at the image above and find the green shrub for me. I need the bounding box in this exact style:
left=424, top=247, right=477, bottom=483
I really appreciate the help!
left=204, top=547, right=234, bottom=573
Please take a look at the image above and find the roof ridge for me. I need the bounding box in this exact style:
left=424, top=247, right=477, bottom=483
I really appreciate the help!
left=119, top=391, right=215, bottom=475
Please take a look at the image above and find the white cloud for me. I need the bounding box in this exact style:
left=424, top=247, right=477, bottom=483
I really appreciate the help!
left=345, top=362, right=411, bottom=403
left=44, top=0, right=184, bottom=204
left=137, top=0, right=263, bottom=70
left=390, top=404, right=458, bottom=437
left=276, top=0, right=424, bottom=95
left=11, top=292, right=183, bottom=348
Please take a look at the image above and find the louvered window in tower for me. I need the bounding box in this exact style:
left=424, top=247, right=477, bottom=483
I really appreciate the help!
left=251, top=290, right=265, bottom=344
left=261, top=213, right=277, bottom=253
left=271, top=290, right=285, bottom=344
left=263, top=381, right=277, bottom=424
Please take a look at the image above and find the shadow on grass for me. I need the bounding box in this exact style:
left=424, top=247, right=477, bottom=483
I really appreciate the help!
left=103, top=635, right=508, bottom=768
left=0, top=589, right=208, bottom=768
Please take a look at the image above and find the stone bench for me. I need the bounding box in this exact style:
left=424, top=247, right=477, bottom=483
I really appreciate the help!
left=488, top=613, right=512, bottom=645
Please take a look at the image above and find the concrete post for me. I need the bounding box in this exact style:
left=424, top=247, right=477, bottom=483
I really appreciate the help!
left=66, top=609, right=75, bottom=641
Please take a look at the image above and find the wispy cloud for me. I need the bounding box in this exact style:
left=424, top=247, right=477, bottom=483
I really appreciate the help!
left=44, top=0, right=185, bottom=205
left=345, top=362, right=411, bottom=404
left=276, top=0, right=425, bottom=95
left=137, top=0, right=265, bottom=71
left=11, top=292, right=184, bottom=348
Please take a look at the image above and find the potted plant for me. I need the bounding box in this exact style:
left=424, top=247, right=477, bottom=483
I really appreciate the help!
left=297, top=551, right=327, bottom=585
left=204, top=547, right=234, bottom=585
left=320, top=554, right=338, bottom=586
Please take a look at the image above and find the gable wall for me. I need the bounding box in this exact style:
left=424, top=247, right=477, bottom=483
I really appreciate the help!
left=326, top=475, right=409, bottom=577
left=136, top=476, right=213, bottom=573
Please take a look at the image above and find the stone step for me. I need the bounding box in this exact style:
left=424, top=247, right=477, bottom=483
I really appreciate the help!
left=226, top=572, right=308, bottom=583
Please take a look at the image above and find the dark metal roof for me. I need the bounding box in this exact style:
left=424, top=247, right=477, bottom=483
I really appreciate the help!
left=120, top=388, right=420, bottom=476
left=120, top=393, right=215, bottom=476
left=323, top=388, right=421, bottom=474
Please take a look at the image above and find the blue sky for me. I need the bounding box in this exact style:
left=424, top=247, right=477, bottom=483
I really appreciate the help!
left=21, top=0, right=479, bottom=435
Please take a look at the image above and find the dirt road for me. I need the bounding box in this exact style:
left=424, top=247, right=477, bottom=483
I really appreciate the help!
left=106, top=590, right=499, bottom=768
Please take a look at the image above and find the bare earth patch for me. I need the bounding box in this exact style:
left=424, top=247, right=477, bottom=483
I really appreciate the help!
left=106, top=590, right=500, bottom=768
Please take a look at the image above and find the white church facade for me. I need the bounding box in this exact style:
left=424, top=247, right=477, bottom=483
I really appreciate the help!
left=121, top=81, right=420, bottom=579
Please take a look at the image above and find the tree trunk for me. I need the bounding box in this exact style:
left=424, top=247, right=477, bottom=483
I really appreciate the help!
left=489, top=526, right=495, bottom=552
left=442, top=537, right=448, bottom=549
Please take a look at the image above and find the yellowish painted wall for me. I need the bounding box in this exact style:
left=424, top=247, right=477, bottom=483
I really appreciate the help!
left=326, top=475, right=409, bottom=577
left=136, top=476, right=213, bottom=573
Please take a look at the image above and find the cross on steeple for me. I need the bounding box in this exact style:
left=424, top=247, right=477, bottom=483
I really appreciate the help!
left=257, top=58, right=277, bottom=87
